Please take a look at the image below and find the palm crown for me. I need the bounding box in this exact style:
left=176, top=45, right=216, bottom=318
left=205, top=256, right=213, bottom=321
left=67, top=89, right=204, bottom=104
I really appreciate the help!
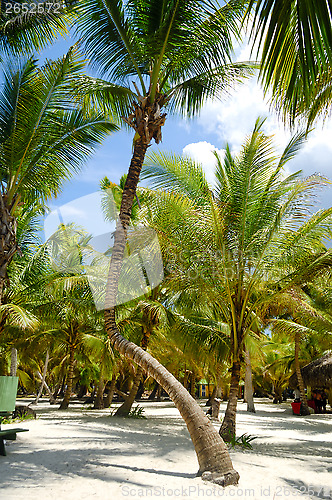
left=74, top=0, right=254, bottom=122
left=247, top=0, right=332, bottom=126
left=0, top=49, right=117, bottom=299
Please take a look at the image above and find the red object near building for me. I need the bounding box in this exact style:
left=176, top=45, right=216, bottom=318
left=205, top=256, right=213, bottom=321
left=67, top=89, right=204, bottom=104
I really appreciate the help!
left=291, top=401, right=302, bottom=415
left=307, top=399, right=317, bottom=412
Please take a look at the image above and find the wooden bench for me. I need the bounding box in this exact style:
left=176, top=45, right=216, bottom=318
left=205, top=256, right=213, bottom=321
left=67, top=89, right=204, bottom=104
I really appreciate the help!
left=0, top=376, right=29, bottom=456
left=0, top=421, right=28, bottom=456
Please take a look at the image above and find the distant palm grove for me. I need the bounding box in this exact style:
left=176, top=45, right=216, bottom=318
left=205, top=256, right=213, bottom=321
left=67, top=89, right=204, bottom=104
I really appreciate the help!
left=0, top=0, right=332, bottom=487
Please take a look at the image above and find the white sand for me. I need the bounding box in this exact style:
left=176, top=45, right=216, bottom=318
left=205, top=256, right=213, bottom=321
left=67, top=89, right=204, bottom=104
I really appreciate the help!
left=0, top=399, right=331, bottom=500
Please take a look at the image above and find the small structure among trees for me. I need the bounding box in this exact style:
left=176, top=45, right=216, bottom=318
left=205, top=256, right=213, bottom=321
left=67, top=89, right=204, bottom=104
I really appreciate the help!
left=289, top=352, right=332, bottom=409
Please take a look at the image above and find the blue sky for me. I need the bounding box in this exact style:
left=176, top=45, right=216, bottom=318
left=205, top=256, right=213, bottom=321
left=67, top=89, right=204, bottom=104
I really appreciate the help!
left=41, top=31, right=332, bottom=241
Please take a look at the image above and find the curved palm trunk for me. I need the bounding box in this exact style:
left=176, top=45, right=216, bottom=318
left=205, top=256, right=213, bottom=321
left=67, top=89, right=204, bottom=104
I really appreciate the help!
left=219, top=361, right=241, bottom=441
left=294, top=332, right=310, bottom=415
left=105, top=125, right=239, bottom=486
left=244, top=350, right=255, bottom=413
left=104, top=316, right=239, bottom=485
left=59, top=346, right=75, bottom=410
left=115, top=323, right=151, bottom=416
left=104, top=132, right=239, bottom=485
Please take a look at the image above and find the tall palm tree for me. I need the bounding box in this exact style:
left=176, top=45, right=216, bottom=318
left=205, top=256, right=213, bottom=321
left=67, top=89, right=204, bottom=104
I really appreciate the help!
left=142, top=118, right=332, bottom=440
left=247, top=0, right=332, bottom=126
left=73, top=1, right=255, bottom=483
left=0, top=51, right=117, bottom=304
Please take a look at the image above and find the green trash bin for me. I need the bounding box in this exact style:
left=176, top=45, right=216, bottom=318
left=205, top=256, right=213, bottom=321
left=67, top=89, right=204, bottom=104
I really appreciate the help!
left=0, top=376, right=19, bottom=413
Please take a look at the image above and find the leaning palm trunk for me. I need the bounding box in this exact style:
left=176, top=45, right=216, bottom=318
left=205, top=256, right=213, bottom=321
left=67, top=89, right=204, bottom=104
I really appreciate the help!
left=104, top=316, right=239, bottom=485
left=115, top=366, right=144, bottom=416
left=104, top=375, right=117, bottom=408
left=59, top=346, right=75, bottom=410
left=104, top=113, right=239, bottom=484
left=34, top=351, right=50, bottom=404
left=36, top=371, right=56, bottom=404
left=294, top=332, right=310, bottom=415
left=219, top=361, right=241, bottom=441
left=115, top=324, right=151, bottom=416
left=244, top=350, right=255, bottom=413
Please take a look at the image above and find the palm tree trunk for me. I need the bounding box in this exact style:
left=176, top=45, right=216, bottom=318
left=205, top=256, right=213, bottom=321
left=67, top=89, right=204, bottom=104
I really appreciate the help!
left=190, top=371, right=196, bottom=397
left=10, top=347, right=18, bottom=376
left=36, top=370, right=56, bottom=404
left=53, top=366, right=65, bottom=401
left=115, top=323, right=150, bottom=416
left=104, top=375, right=117, bottom=408
left=294, top=332, right=310, bottom=415
left=34, top=351, right=50, bottom=404
left=94, top=375, right=105, bottom=409
left=0, top=195, right=18, bottom=305
left=148, top=380, right=160, bottom=400
left=115, top=365, right=143, bottom=416
left=219, top=361, right=241, bottom=441
left=104, top=135, right=239, bottom=485
left=104, top=322, right=239, bottom=485
left=59, top=346, right=75, bottom=410
left=244, top=350, right=255, bottom=413
left=206, top=386, right=217, bottom=406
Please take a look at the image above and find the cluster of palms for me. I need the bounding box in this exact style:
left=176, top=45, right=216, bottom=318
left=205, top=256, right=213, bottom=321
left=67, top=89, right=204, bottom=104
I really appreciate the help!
left=0, top=0, right=332, bottom=487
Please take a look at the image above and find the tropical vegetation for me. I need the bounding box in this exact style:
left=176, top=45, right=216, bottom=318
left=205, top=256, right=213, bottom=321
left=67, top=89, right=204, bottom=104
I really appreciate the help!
left=0, top=0, right=332, bottom=489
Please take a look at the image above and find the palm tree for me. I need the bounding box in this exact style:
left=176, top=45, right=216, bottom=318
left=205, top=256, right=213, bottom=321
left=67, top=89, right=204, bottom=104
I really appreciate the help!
left=0, top=51, right=117, bottom=304
left=247, top=0, right=332, bottom=126
left=0, top=0, right=67, bottom=57
left=73, top=2, right=255, bottom=482
left=142, top=118, right=332, bottom=440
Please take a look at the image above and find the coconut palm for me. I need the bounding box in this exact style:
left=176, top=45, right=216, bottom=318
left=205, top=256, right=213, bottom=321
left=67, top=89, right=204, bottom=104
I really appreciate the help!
left=142, top=118, right=332, bottom=440
left=247, top=0, right=332, bottom=126
left=0, top=51, right=117, bottom=304
left=73, top=1, right=257, bottom=483
left=0, top=0, right=67, bottom=57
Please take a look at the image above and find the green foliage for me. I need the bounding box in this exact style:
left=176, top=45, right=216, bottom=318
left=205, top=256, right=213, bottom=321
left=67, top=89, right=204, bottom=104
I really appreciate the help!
left=142, top=119, right=332, bottom=368
left=0, top=49, right=117, bottom=211
left=127, top=405, right=146, bottom=418
left=247, top=0, right=332, bottom=126
left=227, top=432, right=257, bottom=450
left=0, top=1, right=68, bottom=57
left=73, top=0, right=255, bottom=117
left=2, top=412, right=35, bottom=424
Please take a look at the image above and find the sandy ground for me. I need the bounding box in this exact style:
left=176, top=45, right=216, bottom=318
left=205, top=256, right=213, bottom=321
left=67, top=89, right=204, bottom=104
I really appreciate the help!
left=0, top=399, right=331, bottom=500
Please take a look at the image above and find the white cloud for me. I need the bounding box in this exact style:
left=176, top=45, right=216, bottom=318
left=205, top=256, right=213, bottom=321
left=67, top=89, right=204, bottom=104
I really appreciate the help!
left=197, top=79, right=290, bottom=153
left=189, top=73, right=332, bottom=203
left=182, top=141, right=226, bottom=186
left=44, top=192, right=114, bottom=241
